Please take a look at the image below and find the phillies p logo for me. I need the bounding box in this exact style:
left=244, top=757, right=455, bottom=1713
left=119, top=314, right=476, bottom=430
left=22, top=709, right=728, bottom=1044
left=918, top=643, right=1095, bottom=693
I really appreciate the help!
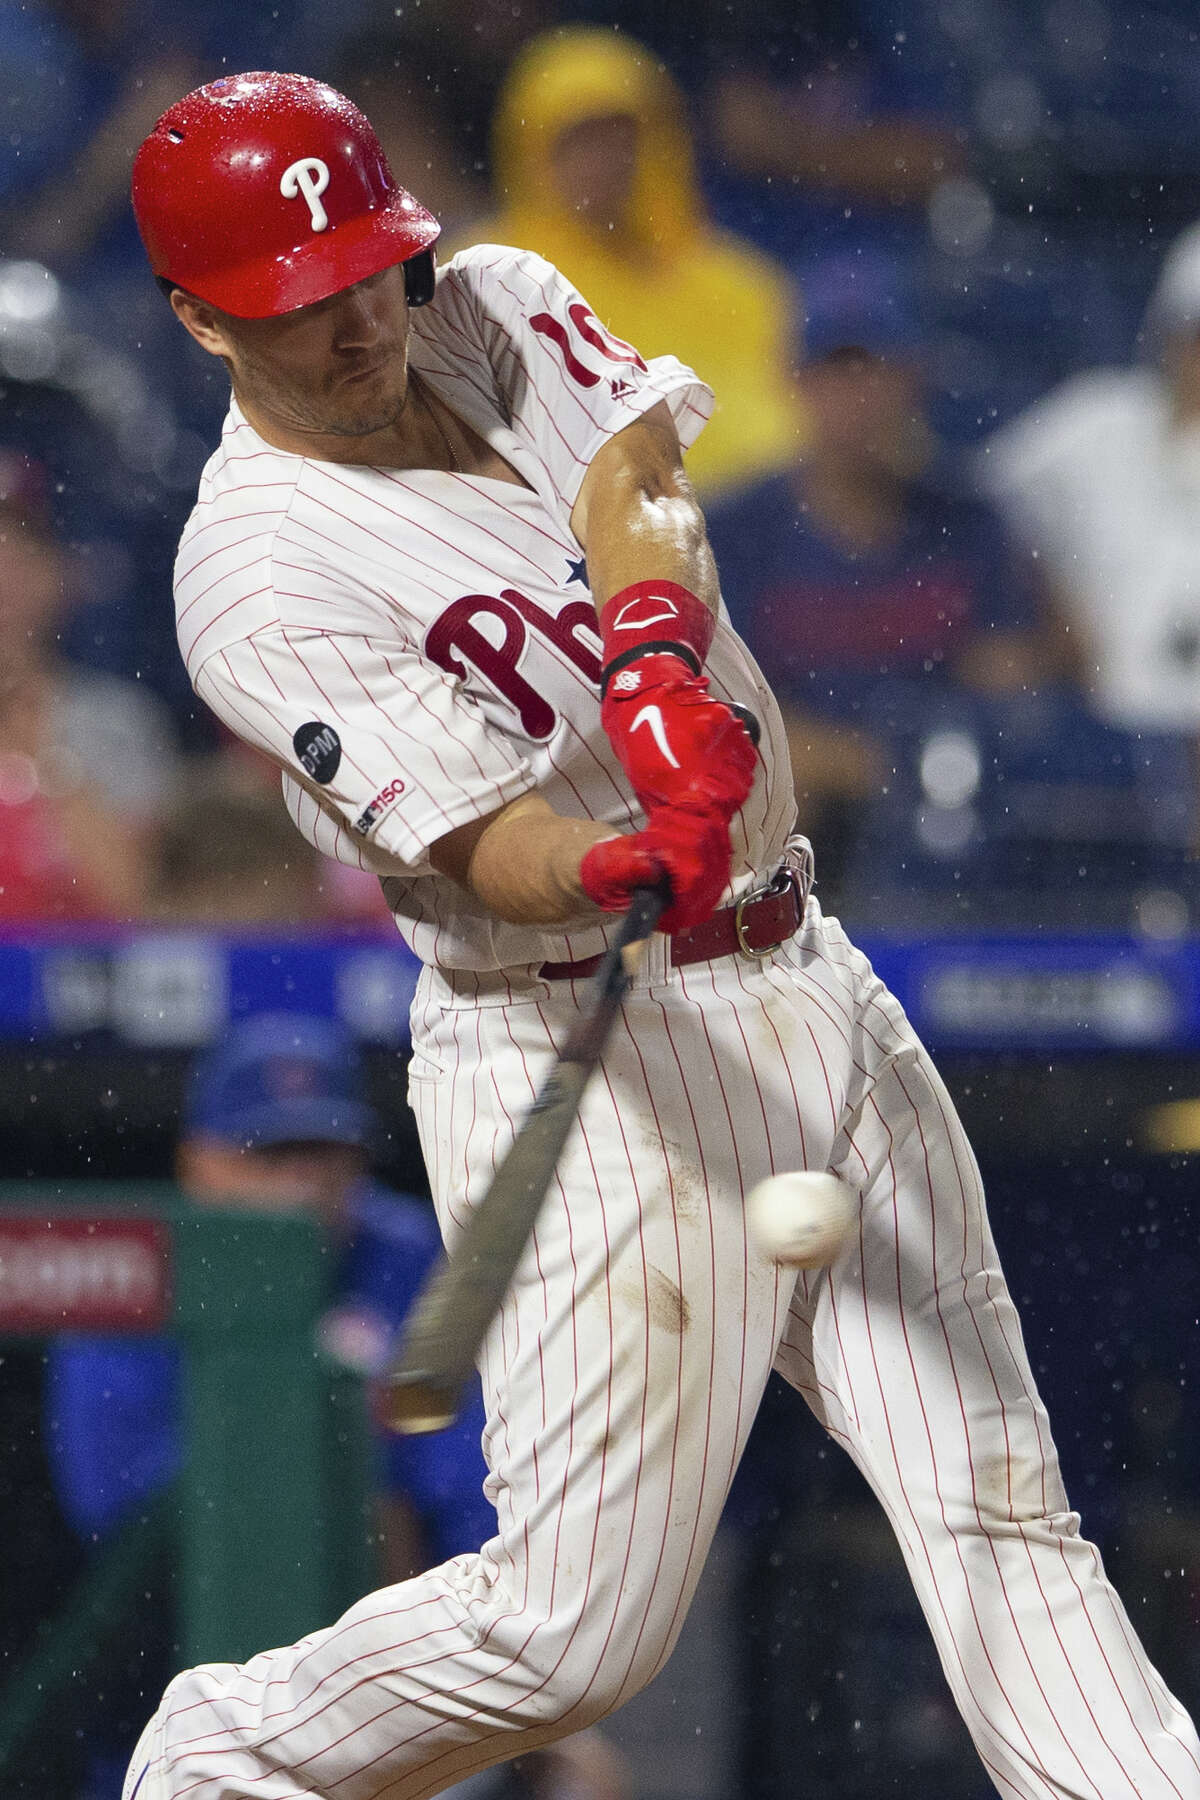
left=280, top=156, right=330, bottom=231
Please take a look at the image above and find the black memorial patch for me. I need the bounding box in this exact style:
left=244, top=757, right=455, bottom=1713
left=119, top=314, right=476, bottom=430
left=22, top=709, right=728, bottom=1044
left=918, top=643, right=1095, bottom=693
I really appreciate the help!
left=292, top=721, right=342, bottom=784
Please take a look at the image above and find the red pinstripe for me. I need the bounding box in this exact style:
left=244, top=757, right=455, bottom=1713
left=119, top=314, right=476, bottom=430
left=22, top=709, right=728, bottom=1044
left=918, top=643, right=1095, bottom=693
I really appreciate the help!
left=180, top=578, right=271, bottom=655
left=650, top=987, right=722, bottom=1579
left=205, top=448, right=299, bottom=468
left=870, top=1076, right=1110, bottom=1793
left=247, top=636, right=285, bottom=701
left=930, top=1074, right=1058, bottom=1515
left=276, top=628, right=512, bottom=833
left=412, top=289, right=501, bottom=415
left=194, top=659, right=287, bottom=763
left=179, top=475, right=302, bottom=515
left=498, top=271, right=609, bottom=436
left=539, top=1060, right=636, bottom=1722
left=238, top=635, right=375, bottom=786
left=585, top=1031, right=686, bottom=1705
left=371, top=645, right=516, bottom=793
left=1079, top=1527, right=1196, bottom=1736
left=381, top=474, right=566, bottom=582
left=419, top=465, right=574, bottom=553
left=846, top=1141, right=1057, bottom=1788
left=326, top=472, right=530, bottom=587
left=674, top=967, right=755, bottom=1502
left=444, top=1008, right=472, bottom=1235
left=291, top=484, right=464, bottom=596
left=176, top=518, right=281, bottom=586
left=169, top=1110, right=614, bottom=1793
left=410, top=347, right=500, bottom=420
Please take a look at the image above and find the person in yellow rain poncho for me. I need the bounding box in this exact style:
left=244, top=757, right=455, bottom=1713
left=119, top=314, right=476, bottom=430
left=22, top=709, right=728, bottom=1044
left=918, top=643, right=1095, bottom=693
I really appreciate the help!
left=468, top=26, right=803, bottom=501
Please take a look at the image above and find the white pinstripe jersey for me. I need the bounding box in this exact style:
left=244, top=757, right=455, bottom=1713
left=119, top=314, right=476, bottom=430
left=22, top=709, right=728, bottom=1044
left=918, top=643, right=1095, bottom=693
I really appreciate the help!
left=174, top=245, right=796, bottom=972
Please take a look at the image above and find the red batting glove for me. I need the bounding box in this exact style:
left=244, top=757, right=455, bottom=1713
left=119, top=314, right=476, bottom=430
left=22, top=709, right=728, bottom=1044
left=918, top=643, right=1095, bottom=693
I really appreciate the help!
left=601, top=659, right=758, bottom=816
left=597, top=580, right=756, bottom=818
left=580, top=805, right=735, bottom=933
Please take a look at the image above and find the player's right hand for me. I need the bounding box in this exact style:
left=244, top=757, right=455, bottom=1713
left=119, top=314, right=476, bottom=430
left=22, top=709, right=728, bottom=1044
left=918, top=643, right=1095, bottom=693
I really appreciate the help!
left=601, top=661, right=759, bottom=820
left=579, top=803, right=735, bottom=933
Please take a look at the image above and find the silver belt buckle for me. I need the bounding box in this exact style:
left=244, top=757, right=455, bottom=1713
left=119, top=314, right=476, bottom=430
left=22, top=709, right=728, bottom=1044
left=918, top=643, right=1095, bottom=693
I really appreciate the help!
left=734, top=868, right=794, bottom=959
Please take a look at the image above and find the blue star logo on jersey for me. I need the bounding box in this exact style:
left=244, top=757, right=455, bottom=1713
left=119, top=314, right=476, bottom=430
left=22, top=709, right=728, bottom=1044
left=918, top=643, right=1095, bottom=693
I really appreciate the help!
left=566, top=556, right=589, bottom=587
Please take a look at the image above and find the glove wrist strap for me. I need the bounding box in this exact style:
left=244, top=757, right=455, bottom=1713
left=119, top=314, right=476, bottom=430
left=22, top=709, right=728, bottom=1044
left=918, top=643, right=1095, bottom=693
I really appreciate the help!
left=600, top=641, right=701, bottom=698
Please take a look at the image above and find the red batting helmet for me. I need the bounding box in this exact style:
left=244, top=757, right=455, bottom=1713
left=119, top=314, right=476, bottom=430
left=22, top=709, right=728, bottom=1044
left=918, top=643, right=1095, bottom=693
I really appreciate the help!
left=131, top=70, right=440, bottom=318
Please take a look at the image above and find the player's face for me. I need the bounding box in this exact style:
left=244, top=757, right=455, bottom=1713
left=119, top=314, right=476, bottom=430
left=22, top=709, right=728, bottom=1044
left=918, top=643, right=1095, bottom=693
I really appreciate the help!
left=175, top=264, right=414, bottom=443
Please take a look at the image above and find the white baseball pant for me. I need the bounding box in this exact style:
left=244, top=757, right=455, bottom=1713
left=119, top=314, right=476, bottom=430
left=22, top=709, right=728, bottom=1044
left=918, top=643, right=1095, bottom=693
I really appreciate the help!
left=124, top=901, right=1200, bottom=1800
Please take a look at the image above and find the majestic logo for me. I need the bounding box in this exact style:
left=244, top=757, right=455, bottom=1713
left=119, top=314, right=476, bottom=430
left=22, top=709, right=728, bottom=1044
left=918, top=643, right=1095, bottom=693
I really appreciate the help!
left=292, top=720, right=341, bottom=784
left=629, top=703, right=680, bottom=769
left=280, top=156, right=331, bottom=232
left=354, top=777, right=406, bottom=837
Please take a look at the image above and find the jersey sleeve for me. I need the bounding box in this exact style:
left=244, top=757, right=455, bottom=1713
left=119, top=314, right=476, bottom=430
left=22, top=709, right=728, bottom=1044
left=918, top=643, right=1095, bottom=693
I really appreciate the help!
left=192, top=622, right=537, bottom=877
left=445, top=245, right=715, bottom=511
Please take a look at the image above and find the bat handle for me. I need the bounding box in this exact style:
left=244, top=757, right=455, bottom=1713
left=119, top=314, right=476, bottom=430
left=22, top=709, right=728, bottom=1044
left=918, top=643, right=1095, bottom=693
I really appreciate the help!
left=622, top=883, right=667, bottom=946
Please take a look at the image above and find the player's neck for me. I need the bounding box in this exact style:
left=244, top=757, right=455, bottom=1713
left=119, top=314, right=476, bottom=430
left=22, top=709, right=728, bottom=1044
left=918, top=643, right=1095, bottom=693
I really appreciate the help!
left=230, top=389, right=422, bottom=467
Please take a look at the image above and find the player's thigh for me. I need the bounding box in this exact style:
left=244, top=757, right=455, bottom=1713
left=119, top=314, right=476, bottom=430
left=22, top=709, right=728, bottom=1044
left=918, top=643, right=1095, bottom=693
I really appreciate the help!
left=772, top=934, right=1067, bottom=1525
left=409, top=983, right=792, bottom=1648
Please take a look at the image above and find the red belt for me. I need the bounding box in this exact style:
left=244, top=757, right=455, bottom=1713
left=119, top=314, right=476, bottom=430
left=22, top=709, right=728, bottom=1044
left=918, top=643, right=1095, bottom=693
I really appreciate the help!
left=538, top=868, right=807, bottom=982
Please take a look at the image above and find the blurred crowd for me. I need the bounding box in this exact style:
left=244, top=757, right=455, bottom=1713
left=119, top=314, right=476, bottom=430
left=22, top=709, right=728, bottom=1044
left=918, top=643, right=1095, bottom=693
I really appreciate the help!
left=6, top=0, right=1200, bottom=930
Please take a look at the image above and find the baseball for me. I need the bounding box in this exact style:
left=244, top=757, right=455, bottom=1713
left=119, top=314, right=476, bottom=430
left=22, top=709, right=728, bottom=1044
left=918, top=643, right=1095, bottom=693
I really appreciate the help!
left=746, top=1171, right=857, bottom=1267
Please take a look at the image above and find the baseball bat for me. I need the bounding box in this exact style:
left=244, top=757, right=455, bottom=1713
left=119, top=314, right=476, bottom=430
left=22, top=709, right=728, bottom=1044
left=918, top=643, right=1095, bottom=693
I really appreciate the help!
left=380, top=883, right=667, bottom=1434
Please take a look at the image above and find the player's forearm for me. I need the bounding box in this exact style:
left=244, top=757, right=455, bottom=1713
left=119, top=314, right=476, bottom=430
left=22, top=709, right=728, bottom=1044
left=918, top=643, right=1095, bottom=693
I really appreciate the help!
left=431, top=791, right=614, bottom=925
left=581, top=469, right=720, bottom=617
left=570, top=400, right=720, bottom=617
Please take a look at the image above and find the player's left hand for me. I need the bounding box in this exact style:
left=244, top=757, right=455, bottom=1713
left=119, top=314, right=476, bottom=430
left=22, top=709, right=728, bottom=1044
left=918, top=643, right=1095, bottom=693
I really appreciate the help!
left=601, top=658, right=759, bottom=819
left=580, top=800, right=736, bottom=932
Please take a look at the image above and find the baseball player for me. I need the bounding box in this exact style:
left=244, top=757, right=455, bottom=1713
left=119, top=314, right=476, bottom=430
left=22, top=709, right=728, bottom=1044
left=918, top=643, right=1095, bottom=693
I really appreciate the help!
left=124, top=71, right=1199, bottom=1800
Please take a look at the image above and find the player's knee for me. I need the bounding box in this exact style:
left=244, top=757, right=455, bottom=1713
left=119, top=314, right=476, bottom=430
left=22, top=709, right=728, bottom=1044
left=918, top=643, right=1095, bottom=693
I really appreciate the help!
left=501, top=1624, right=666, bottom=1732
left=964, top=1451, right=1073, bottom=1536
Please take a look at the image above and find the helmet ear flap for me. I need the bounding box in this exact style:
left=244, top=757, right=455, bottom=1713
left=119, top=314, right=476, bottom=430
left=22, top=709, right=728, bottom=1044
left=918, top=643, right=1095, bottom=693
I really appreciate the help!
left=403, top=249, right=437, bottom=308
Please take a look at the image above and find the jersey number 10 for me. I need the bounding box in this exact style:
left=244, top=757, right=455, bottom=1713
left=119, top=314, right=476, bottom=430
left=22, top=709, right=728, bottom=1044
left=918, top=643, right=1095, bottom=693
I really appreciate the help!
left=529, top=302, right=647, bottom=389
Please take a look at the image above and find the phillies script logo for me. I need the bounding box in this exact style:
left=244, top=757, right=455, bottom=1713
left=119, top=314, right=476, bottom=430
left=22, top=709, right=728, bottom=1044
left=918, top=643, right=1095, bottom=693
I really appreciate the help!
left=425, top=590, right=601, bottom=737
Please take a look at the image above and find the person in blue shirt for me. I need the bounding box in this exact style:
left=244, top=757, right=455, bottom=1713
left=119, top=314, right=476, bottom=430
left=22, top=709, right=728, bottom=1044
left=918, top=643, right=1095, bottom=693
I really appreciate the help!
left=45, top=1013, right=627, bottom=1800
left=46, top=1012, right=494, bottom=1572
left=705, top=258, right=1068, bottom=899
